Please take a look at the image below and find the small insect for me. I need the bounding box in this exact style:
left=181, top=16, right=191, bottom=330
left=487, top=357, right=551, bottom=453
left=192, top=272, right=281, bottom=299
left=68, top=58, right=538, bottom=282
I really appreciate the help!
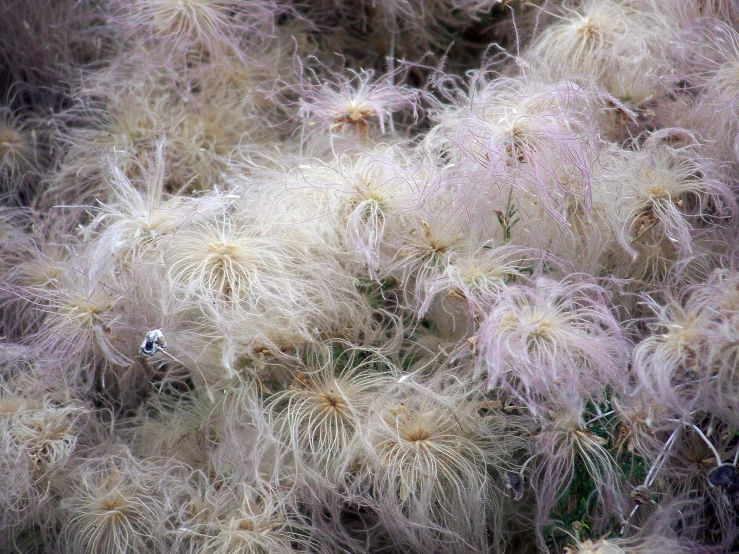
left=138, top=329, right=217, bottom=403
left=709, top=464, right=737, bottom=489
left=504, top=471, right=524, bottom=501
left=139, top=329, right=166, bottom=357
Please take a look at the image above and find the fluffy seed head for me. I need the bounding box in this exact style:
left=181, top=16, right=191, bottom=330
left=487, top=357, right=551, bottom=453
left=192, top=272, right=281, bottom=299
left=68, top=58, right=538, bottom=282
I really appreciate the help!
left=633, top=269, right=739, bottom=423
left=419, top=243, right=530, bottom=317
left=531, top=1, right=632, bottom=80
left=427, top=78, right=604, bottom=228
left=386, top=204, right=466, bottom=311
left=12, top=398, right=87, bottom=477
left=115, top=0, right=278, bottom=62
left=166, top=216, right=293, bottom=306
left=298, top=66, right=418, bottom=141
left=360, top=377, right=500, bottom=553
left=632, top=302, right=709, bottom=414
left=533, top=409, right=623, bottom=543
left=88, top=145, right=223, bottom=269
left=333, top=147, right=425, bottom=274
left=475, top=276, right=629, bottom=413
left=269, top=346, right=389, bottom=481
left=61, top=453, right=167, bottom=554
left=0, top=107, right=37, bottom=188
left=180, top=482, right=309, bottom=554
left=31, top=268, right=132, bottom=371
left=528, top=0, right=672, bottom=103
